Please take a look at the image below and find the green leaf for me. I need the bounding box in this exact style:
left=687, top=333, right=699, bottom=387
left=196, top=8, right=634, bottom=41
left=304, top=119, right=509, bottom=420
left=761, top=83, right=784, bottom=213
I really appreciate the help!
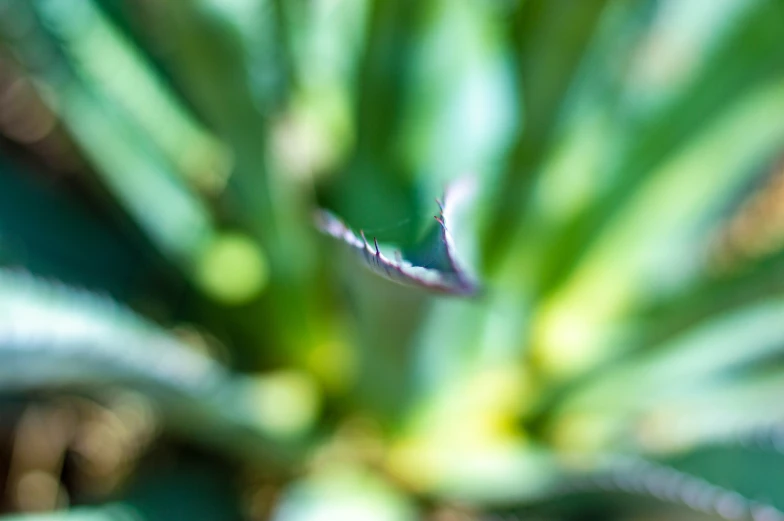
left=533, top=0, right=784, bottom=297
left=557, top=296, right=784, bottom=418
left=0, top=269, right=309, bottom=465
left=272, top=465, right=417, bottom=521
left=317, top=178, right=481, bottom=296
left=481, top=0, right=611, bottom=272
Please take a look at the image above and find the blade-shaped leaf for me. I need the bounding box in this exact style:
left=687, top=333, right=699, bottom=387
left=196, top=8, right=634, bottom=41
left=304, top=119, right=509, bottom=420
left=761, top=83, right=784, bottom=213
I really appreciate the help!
left=316, top=178, right=481, bottom=296
left=0, top=269, right=309, bottom=465
left=561, top=457, right=780, bottom=520
left=558, top=296, right=784, bottom=416
left=663, top=438, right=784, bottom=513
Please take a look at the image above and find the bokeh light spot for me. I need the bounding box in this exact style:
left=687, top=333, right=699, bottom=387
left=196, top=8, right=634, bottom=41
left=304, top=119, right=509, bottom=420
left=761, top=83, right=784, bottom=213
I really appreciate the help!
left=197, top=232, right=269, bottom=305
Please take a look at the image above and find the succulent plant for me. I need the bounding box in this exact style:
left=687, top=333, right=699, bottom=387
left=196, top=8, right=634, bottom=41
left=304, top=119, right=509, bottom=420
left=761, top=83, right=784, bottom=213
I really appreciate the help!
left=1, top=1, right=784, bottom=520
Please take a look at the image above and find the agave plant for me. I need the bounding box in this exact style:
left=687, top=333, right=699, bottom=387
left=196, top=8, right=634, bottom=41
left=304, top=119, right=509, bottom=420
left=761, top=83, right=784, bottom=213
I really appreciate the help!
left=1, top=0, right=784, bottom=519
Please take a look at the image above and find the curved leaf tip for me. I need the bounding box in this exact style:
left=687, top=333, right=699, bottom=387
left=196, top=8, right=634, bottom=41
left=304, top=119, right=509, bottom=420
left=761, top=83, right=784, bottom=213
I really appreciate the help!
left=315, top=180, right=481, bottom=297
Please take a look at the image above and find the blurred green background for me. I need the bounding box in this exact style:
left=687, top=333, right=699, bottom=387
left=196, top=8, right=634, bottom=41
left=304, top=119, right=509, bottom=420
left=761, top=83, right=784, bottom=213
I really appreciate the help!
left=2, top=0, right=784, bottom=519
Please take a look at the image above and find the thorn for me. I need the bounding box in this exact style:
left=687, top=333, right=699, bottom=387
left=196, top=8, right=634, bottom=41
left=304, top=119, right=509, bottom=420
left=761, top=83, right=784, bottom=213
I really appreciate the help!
left=435, top=198, right=444, bottom=213
left=360, top=230, right=371, bottom=249
left=373, top=237, right=380, bottom=255
left=434, top=215, right=445, bottom=227
left=394, top=250, right=403, bottom=264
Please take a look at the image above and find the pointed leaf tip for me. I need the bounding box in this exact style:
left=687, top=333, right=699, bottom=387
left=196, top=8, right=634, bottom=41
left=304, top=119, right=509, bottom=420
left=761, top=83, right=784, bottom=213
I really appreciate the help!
left=315, top=180, right=481, bottom=297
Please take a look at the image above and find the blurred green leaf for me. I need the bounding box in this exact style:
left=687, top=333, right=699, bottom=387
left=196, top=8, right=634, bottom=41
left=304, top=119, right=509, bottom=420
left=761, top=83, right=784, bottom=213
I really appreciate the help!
left=0, top=269, right=309, bottom=465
